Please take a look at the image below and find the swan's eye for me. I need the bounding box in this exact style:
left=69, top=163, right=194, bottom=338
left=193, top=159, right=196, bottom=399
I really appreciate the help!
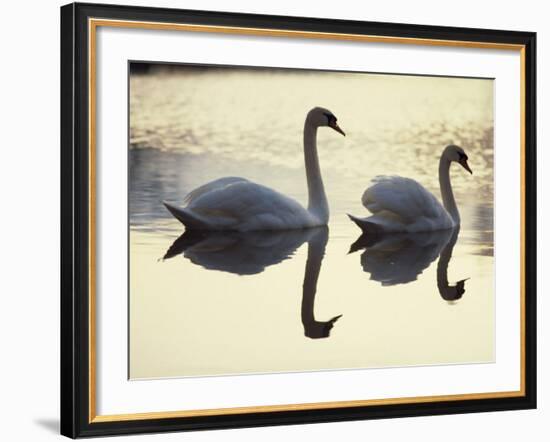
left=458, top=152, right=468, bottom=161
left=323, top=112, right=336, bottom=125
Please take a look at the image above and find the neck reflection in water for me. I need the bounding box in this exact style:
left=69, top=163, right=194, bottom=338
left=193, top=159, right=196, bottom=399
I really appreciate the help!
left=163, top=226, right=341, bottom=339
left=349, top=227, right=467, bottom=301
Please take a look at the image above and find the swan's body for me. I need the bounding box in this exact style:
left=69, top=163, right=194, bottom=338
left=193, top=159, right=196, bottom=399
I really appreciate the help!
left=163, top=107, right=345, bottom=232
left=349, top=145, right=472, bottom=233
left=349, top=176, right=454, bottom=233
left=164, top=177, right=320, bottom=231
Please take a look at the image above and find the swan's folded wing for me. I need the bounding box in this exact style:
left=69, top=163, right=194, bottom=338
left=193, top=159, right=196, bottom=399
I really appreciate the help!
left=362, top=176, right=446, bottom=223
left=183, top=177, right=249, bottom=206
left=186, top=180, right=308, bottom=230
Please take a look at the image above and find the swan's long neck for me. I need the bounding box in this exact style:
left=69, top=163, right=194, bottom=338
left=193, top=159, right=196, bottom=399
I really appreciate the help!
left=304, top=121, right=329, bottom=223
left=439, top=155, right=460, bottom=224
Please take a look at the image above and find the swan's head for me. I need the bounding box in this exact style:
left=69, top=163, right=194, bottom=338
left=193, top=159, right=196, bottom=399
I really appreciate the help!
left=307, top=107, right=345, bottom=136
left=445, top=144, right=472, bottom=174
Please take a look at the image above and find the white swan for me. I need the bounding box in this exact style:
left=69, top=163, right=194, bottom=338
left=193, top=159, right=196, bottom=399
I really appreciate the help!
left=349, top=145, right=472, bottom=233
left=163, top=107, right=345, bottom=231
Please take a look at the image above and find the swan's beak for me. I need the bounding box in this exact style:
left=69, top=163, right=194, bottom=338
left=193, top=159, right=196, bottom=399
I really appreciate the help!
left=459, top=158, right=473, bottom=174
left=329, top=121, right=346, bottom=136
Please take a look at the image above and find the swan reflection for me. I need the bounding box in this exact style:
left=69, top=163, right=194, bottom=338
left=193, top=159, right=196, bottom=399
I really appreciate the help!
left=163, top=228, right=315, bottom=275
left=301, top=227, right=342, bottom=338
left=164, top=226, right=341, bottom=338
left=349, top=227, right=467, bottom=301
left=437, top=229, right=467, bottom=301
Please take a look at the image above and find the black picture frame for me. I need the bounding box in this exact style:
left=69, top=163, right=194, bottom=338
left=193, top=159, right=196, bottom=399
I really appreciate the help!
left=61, top=2, right=537, bottom=438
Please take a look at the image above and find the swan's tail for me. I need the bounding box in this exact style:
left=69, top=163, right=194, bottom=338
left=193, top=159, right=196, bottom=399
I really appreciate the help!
left=347, top=214, right=379, bottom=233
left=163, top=201, right=206, bottom=229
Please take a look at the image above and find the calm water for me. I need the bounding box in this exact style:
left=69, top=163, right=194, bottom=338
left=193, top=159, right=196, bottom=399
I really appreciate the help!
left=129, top=66, right=494, bottom=379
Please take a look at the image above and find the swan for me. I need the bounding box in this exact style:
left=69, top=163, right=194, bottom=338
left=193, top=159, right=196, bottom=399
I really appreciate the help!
left=163, top=107, right=345, bottom=231
left=348, top=144, right=472, bottom=233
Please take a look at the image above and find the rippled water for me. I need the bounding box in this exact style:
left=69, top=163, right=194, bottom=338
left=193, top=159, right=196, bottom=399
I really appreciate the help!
left=129, top=66, right=494, bottom=379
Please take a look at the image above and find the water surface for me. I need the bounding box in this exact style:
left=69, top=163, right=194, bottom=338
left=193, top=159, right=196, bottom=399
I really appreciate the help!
left=129, top=66, right=494, bottom=379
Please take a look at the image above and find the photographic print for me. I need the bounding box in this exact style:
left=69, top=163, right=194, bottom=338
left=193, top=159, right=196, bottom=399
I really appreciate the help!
left=61, top=5, right=536, bottom=437
left=129, top=62, right=494, bottom=380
